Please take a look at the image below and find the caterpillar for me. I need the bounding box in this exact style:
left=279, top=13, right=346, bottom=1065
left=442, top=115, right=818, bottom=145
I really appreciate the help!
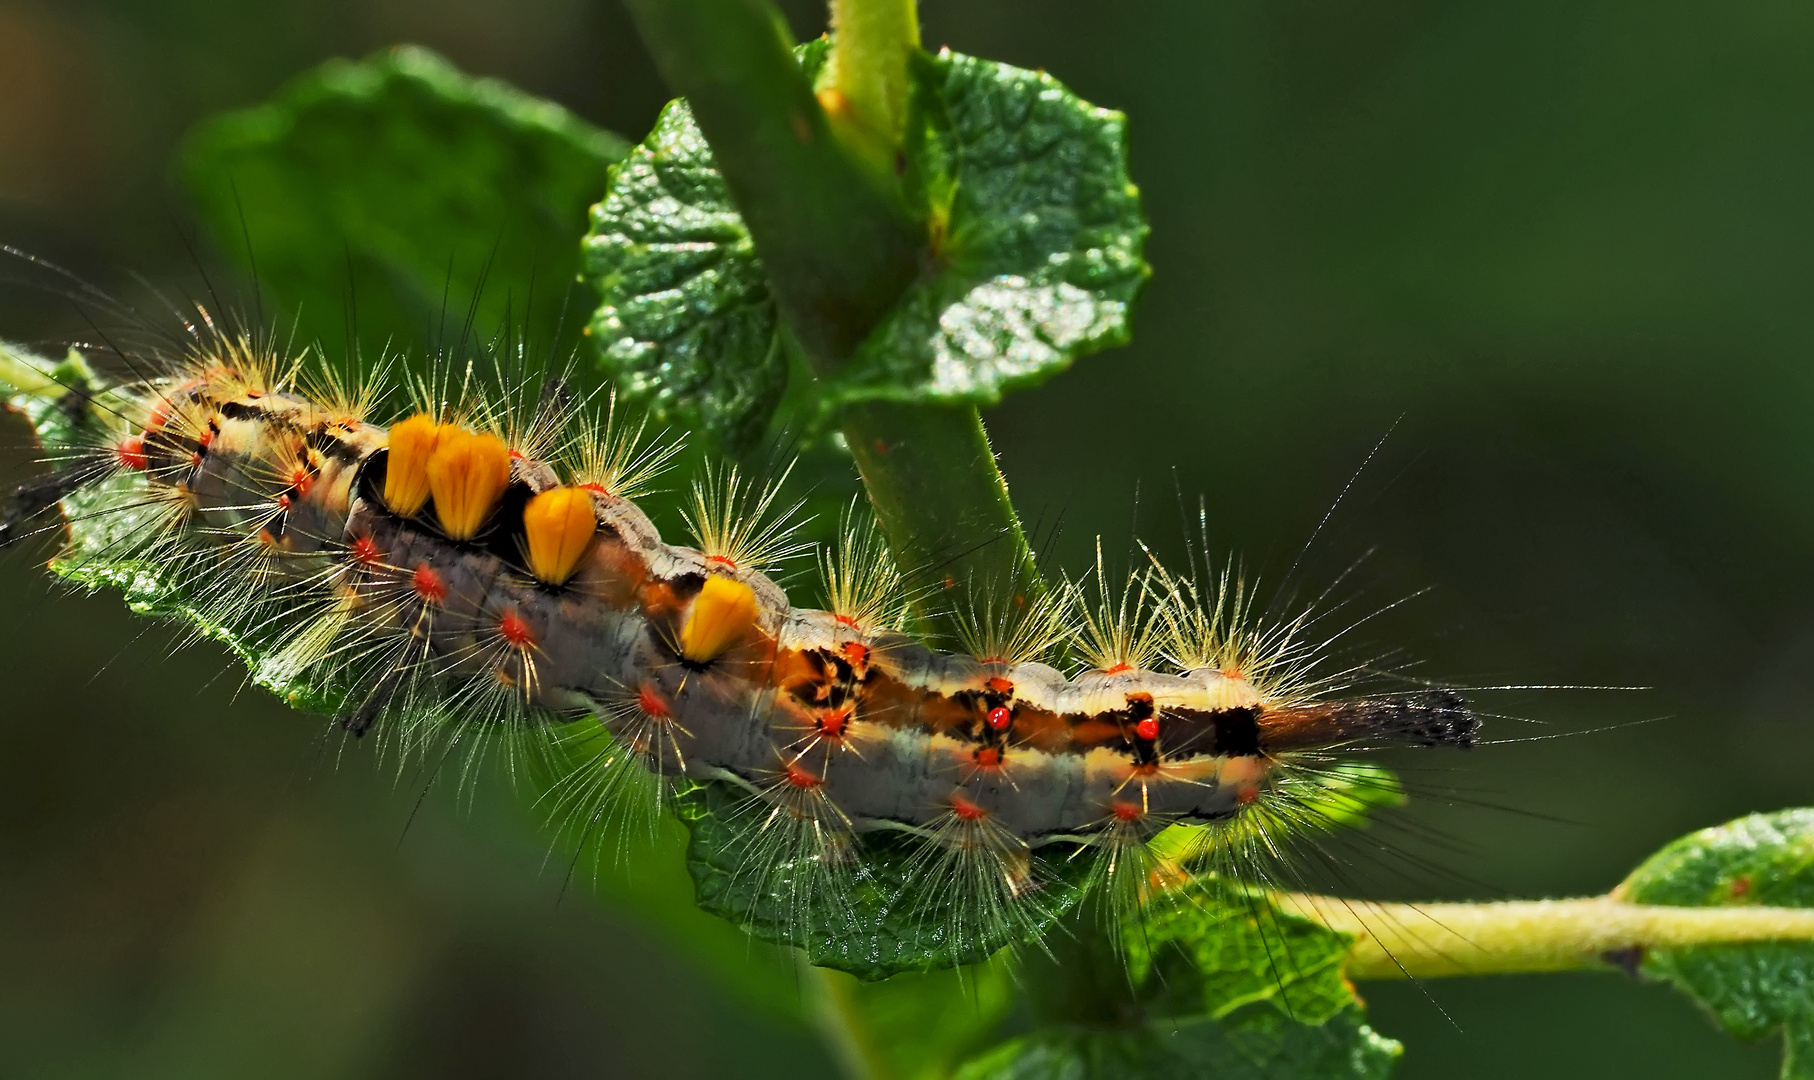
left=0, top=316, right=1477, bottom=968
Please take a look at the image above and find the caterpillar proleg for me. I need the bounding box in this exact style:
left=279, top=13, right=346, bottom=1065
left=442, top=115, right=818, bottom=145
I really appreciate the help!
left=0, top=322, right=1478, bottom=970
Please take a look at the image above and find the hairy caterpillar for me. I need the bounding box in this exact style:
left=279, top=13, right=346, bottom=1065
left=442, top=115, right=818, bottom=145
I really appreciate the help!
left=0, top=310, right=1477, bottom=969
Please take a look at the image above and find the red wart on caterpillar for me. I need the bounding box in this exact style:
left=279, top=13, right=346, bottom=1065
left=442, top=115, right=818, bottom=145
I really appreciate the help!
left=0, top=338, right=1475, bottom=919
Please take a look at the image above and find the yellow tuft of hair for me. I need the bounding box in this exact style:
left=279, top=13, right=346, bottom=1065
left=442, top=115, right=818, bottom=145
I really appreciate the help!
left=384, top=414, right=446, bottom=517
left=426, top=427, right=511, bottom=540
left=522, top=486, right=598, bottom=585
left=679, top=574, right=759, bottom=665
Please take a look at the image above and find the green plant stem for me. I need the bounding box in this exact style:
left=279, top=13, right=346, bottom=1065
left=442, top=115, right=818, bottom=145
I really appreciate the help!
left=624, top=0, right=1133, bottom=1045
left=814, top=0, right=1041, bottom=636
left=840, top=401, right=1044, bottom=640
left=624, top=0, right=1043, bottom=630
left=623, top=0, right=1126, bottom=1036
left=618, top=0, right=922, bottom=364
left=805, top=963, right=892, bottom=1080
left=1020, top=897, right=1148, bottom=1029
left=1284, top=894, right=1814, bottom=980
left=1787, top=1023, right=1814, bottom=1080
left=828, top=0, right=920, bottom=159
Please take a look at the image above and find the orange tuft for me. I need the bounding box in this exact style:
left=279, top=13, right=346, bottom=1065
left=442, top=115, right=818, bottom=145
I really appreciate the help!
left=522, top=486, right=598, bottom=585
left=784, top=761, right=822, bottom=789
left=973, top=746, right=1002, bottom=769
left=426, top=427, right=511, bottom=540
left=383, top=414, right=445, bottom=517
left=1111, top=801, right=1144, bottom=823
left=839, top=641, right=870, bottom=670
left=679, top=575, right=758, bottom=666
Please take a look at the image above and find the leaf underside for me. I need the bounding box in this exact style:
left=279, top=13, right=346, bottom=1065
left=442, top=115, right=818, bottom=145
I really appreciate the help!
left=674, top=779, right=1090, bottom=980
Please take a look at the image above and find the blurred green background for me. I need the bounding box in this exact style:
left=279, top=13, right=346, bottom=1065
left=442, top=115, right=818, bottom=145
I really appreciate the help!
left=2, top=0, right=1811, bottom=1076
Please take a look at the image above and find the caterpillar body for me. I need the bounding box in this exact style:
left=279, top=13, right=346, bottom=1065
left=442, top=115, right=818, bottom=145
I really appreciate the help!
left=0, top=331, right=1477, bottom=963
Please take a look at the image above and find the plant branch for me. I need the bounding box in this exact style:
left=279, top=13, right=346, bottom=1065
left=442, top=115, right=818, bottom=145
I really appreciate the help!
left=619, top=0, right=921, bottom=363
left=1283, top=894, right=1814, bottom=980
left=817, top=0, right=1044, bottom=637
left=839, top=401, right=1045, bottom=643
left=804, top=963, right=892, bottom=1080
left=1787, top=1023, right=1814, bottom=1079
left=625, top=0, right=1045, bottom=636
left=1020, top=896, right=1148, bottom=1029
left=826, top=0, right=919, bottom=168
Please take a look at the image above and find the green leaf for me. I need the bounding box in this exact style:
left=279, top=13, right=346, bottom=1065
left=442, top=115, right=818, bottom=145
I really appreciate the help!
left=579, top=94, right=790, bottom=455
left=1127, top=879, right=1360, bottom=1026
left=946, top=878, right=1396, bottom=1080
left=581, top=45, right=1148, bottom=445
left=951, top=1007, right=1400, bottom=1080
left=1620, top=808, right=1814, bottom=1079
left=942, top=876, right=1394, bottom=1080
left=819, top=961, right=1019, bottom=1080
left=824, top=49, right=1150, bottom=410
left=581, top=39, right=831, bottom=455
left=1298, top=761, right=1408, bottom=831
left=181, top=45, right=628, bottom=369
left=672, top=777, right=1089, bottom=981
